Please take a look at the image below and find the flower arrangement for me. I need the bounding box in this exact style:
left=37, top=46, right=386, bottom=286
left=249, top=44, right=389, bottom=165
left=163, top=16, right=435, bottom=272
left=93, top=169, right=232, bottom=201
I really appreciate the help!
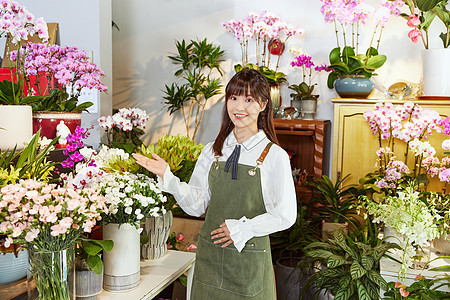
left=320, top=0, right=404, bottom=88
left=402, top=0, right=450, bottom=48
left=359, top=101, right=450, bottom=278
left=288, top=51, right=331, bottom=100
left=8, top=42, right=108, bottom=112
left=0, top=0, right=49, bottom=106
left=0, top=179, right=108, bottom=299
left=98, top=107, right=149, bottom=153
left=384, top=273, right=450, bottom=299
left=223, top=10, right=303, bottom=84
left=93, top=172, right=167, bottom=228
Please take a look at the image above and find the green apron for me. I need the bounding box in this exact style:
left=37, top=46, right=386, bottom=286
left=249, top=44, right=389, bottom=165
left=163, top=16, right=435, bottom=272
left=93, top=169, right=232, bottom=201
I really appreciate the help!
left=191, top=143, right=275, bottom=300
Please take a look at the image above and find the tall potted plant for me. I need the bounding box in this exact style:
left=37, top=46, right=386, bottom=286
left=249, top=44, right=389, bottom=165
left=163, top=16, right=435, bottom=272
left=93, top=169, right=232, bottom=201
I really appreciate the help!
left=162, top=38, right=225, bottom=141
left=401, top=0, right=450, bottom=96
left=320, top=0, right=404, bottom=98
left=0, top=0, right=49, bottom=151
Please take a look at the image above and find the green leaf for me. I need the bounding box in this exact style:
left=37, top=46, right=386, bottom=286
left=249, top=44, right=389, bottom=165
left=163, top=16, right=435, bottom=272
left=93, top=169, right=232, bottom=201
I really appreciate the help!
left=366, top=55, right=387, bottom=69
left=350, top=260, right=367, bottom=280
left=367, top=270, right=389, bottom=291
left=329, top=47, right=341, bottom=64
left=416, top=0, right=440, bottom=11
left=306, top=249, right=334, bottom=259
left=361, top=254, right=374, bottom=271
left=82, top=240, right=103, bottom=256
left=328, top=254, right=350, bottom=268
left=86, top=255, right=103, bottom=275
left=334, top=281, right=356, bottom=300
left=319, top=268, right=345, bottom=278
left=429, top=265, right=450, bottom=272
left=140, top=235, right=149, bottom=244
left=356, top=280, right=371, bottom=300
left=327, top=72, right=339, bottom=89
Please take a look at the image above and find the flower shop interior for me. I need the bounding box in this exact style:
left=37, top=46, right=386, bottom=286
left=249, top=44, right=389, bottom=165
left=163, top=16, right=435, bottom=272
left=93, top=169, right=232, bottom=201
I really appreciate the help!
left=1, top=0, right=450, bottom=300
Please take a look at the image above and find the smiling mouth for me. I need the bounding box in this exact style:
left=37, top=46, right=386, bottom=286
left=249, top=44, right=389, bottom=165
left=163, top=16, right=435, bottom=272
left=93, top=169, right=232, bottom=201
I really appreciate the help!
left=234, top=113, right=247, bottom=119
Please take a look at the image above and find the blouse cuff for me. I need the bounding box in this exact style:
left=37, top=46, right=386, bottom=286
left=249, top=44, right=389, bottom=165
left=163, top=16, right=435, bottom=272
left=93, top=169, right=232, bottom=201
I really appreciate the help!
left=156, top=167, right=174, bottom=191
left=225, top=216, right=254, bottom=252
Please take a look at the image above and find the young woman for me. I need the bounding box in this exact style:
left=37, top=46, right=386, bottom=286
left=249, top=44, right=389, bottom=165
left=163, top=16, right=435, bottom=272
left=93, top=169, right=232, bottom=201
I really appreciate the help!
left=133, top=68, right=297, bottom=299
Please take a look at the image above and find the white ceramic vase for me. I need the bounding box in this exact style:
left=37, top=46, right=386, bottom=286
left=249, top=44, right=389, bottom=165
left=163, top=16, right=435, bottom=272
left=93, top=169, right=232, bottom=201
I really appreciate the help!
left=422, top=49, right=450, bottom=97
left=103, top=223, right=140, bottom=292
left=0, top=105, right=33, bottom=151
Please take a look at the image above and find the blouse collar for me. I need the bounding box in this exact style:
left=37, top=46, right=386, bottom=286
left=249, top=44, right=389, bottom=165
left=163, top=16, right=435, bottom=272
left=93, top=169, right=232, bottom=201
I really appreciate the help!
left=224, top=130, right=267, bottom=151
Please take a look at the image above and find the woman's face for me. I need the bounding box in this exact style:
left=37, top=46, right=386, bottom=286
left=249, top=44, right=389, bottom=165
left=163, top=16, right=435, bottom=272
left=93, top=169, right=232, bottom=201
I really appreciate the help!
left=227, top=94, right=266, bottom=136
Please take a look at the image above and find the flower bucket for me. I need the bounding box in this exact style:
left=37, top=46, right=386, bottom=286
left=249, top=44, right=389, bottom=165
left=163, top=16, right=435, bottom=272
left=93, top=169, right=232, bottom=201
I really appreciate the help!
left=27, top=247, right=75, bottom=300
left=422, top=49, right=450, bottom=97
left=32, top=111, right=81, bottom=140
left=103, top=223, right=140, bottom=292
left=75, top=257, right=103, bottom=299
left=0, top=105, right=33, bottom=151
left=334, top=76, right=374, bottom=98
left=141, top=211, right=173, bottom=260
left=299, top=99, right=318, bottom=120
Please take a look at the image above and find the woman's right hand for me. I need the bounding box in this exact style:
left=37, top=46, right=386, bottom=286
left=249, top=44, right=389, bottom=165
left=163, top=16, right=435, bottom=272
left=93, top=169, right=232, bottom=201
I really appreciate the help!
left=132, top=153, right=168, bottom=179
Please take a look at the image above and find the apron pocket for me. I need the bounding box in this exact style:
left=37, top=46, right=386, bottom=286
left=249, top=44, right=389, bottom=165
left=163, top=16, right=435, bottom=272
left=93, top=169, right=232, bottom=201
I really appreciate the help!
left=221, top=244, right=266, bottom=297
left=194, top=235, right=224, bottom=289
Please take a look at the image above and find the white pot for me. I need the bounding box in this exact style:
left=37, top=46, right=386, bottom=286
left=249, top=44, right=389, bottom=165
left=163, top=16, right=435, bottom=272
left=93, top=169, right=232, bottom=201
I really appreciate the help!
left=422, top=49, right=450, bottom=96
left=0, top=105, right=32, bottom=151
left=103, top=223, right=140, bottom=292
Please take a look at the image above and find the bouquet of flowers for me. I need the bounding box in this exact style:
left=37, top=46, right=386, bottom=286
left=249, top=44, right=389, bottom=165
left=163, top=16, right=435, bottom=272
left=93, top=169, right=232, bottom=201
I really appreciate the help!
left=93, top=172, right=167, bottom=229
left=0, top=179, right=107, bottom=299
left=98, top=107, right=149, bottom=153
left=8, top=42, right=108, bottom=112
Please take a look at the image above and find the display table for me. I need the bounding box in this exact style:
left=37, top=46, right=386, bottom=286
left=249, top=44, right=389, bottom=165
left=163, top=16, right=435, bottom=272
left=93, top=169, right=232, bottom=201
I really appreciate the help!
left=98, top=250, right=195, bottom=300
left=380, top=249, right=450, bottom=295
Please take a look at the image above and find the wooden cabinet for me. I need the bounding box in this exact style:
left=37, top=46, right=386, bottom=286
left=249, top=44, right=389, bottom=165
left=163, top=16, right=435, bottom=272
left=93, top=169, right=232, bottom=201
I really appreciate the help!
left=332, top=98, right=450, bottom=190
left=273, top=119, right=331, bottom=199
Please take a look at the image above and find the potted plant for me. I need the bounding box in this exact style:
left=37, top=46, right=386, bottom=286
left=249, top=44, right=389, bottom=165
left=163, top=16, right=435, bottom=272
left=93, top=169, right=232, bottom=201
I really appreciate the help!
left=319, top=0, right=403, bottom=97
left=288, top=52, right=331, bottom=120
left=7, top=42, right=108, bottom=141
left=304, top=225, right=400, bottom=300
left=306, top=174, right=360, bottom=240
left=75, top=237, right=113, bottom=299
left=0, top=1, right=49, bottom=151
left=401, top=0, right=450, bottom=96
left=162, top=38, right=225, bottom=141
left=223, top=10, right=302, bottom=110
left=270, top=202, right=321, bottom=300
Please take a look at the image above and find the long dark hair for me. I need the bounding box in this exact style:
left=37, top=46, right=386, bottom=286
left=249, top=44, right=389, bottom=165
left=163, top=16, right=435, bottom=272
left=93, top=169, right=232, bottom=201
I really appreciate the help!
left=212, top=68, right=278, bottom=156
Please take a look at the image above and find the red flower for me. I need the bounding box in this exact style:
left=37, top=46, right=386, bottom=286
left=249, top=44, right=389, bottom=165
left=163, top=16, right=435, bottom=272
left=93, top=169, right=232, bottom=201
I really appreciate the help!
left=408, top=28, right=422, bottom=43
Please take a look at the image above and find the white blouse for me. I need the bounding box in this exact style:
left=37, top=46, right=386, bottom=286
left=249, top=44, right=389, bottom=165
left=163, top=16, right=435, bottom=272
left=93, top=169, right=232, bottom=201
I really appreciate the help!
left=158, top=130, right=297, bottom=252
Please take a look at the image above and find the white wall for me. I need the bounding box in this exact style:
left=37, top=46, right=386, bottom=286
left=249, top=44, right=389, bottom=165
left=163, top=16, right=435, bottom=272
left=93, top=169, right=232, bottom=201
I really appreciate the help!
left=13, top=0, right=113, bottom=148
left=111, top=0, right=434, bottom=151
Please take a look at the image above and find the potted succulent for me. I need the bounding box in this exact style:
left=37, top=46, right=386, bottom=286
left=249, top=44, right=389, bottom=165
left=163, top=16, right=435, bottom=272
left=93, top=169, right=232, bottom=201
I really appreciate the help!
left=320, top=0, right=403, bottom=98
left=162, top=38, right=225, bottom=141
left=288, top=52, right=331, bottom=120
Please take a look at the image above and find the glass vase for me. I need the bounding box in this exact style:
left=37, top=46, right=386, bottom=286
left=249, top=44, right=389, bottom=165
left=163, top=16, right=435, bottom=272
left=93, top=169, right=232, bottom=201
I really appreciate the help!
left=27, top=247, right=75, bottom=300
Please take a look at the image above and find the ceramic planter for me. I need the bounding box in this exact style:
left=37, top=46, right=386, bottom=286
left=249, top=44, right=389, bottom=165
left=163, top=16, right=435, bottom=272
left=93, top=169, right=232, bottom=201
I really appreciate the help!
left=433, top=234, right=450, bottom=255
left=0, top=249, right=28, bottom=285
left=102, top=223, right=140, bottom=292
left=334, top=76, right=374, bottom=98
left=422, top=49, right=450, bottom=97
left=141, top=211, right=173, bottom=260
left=0, top=105, right=33, bottom=151
left=32, top=111, right=82, bottom=140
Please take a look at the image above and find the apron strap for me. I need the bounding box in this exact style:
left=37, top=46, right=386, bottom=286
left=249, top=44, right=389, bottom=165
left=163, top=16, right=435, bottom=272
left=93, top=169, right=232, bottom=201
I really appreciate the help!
left=248, top=142, right=274, bottom=176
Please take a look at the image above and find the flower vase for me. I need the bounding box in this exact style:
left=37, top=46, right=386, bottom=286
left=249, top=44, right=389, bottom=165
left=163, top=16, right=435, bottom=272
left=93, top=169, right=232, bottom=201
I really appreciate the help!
left=270, top=84, right=281, bottom=116
left=27, top=247, right=75, bottom=300
left=0, top=247, right=28, bottom=285
left=103, top=223, right=140, bottom=292
left=334, top=75, right=374, bottom=98
left=141, top=211, right=173, bottom=260
left=32, top=111, right=82, bottom=140
left=0, top=105, right=33, bottom=151
left=422, top=49, right=450, bottom=97
left=75, top=257, right=103, bottom=299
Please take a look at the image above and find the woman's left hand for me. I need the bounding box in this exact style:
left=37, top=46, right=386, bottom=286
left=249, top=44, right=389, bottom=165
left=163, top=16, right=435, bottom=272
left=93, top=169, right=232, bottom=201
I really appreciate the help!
left=211, top=222, right=234, bottom=248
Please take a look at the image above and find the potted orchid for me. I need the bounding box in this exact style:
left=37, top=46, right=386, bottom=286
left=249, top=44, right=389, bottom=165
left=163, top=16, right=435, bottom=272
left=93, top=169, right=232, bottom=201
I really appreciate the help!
left=320, top=0, right=404, bottom=97
left=0, top=179, right=108, bottom=300
left=223, top=11, right=303, bottom=110
left=0, top=0, right=49, bottom=151
left=401, top=0, right=450, bottom=96
left=288, top=51, right=331, bottom=119
left=359, top=101, right=450, bottom=279
left=98, top=107, right=149, bottom=153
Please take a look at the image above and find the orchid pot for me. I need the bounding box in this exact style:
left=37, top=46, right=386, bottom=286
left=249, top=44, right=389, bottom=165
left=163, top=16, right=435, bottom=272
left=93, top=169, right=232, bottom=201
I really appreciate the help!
left=334, top=75, right=375, bottom=99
